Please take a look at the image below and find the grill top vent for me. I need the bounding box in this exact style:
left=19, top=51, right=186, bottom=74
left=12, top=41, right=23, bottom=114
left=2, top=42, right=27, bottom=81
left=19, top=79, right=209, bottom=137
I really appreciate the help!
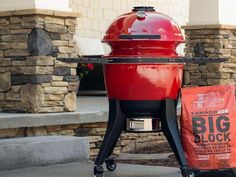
left=132, top=6, right=155, bottom=12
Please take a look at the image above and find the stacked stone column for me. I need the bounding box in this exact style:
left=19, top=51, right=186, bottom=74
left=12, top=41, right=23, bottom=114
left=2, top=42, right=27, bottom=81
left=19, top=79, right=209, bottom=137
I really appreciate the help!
left=0, top=9, right=80, bottom=113
left=183, top=25, right=236, bottom=87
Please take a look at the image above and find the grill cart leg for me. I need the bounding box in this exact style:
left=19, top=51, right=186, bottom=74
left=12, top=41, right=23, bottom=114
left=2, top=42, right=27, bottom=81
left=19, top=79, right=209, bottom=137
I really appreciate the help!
left=160, top=99, right=194, bottom=177
left=94, top=99, right=126, bottom=177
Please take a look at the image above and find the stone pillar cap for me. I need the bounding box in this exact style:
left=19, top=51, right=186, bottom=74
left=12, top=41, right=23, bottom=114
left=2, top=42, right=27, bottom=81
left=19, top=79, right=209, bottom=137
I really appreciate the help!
left=0, top=9, right=81, bottom=17
left=182, top=24, right=236, bottom=30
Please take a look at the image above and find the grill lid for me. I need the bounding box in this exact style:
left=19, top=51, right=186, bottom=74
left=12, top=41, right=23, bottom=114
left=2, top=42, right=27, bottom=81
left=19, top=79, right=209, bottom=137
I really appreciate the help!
left=103, top=6, right=183, bottom=42
left=103, top=7, right=184, bottom=58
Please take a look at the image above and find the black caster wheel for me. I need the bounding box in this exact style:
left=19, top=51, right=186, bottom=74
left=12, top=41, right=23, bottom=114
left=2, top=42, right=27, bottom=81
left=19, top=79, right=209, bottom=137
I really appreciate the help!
left=182, top=172, right=195, bottom=177
left=94, top=174, right=104, bottom=177
left=181, top=166, right=195, bottom=177
left=94, top=165, right=104, bottom=177
left=231, top=169, right=236, bottom=177
left=105, top=158, right=117, bottom=171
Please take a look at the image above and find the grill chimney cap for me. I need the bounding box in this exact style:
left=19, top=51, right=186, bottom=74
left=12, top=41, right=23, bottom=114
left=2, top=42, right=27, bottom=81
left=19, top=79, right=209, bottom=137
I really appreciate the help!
left=132, top=6, right=155, bottom=12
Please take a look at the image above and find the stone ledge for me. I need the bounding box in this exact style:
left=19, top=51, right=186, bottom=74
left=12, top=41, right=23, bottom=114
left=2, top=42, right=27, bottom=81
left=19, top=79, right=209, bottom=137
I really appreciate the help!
left=0, top=9, right=81, bottom=18
left=0, top=96, right=181, bottom=129
left=182, top=24, right=236, bottom=30
left=0, top=96, right=108, bottom=129
left=0, top=136, right=89, bottom=170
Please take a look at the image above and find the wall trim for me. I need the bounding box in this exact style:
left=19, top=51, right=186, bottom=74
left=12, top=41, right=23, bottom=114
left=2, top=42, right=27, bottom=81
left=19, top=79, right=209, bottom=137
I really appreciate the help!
left=0, top=9, right=81, bottom=17
left=182, top=24, right=236, bottom=30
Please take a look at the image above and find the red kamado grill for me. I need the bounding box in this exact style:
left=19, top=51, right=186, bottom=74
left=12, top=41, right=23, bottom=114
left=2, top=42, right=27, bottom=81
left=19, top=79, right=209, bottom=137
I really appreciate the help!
left=94, top=7, right=187, bottom=177
left=58, top=6, right=226, bottom=177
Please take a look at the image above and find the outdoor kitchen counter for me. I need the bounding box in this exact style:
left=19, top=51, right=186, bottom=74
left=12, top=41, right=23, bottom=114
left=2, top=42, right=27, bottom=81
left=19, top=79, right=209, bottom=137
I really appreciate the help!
left=0, top=96, right=181, bottom=129
left=0, top=96, right=109, bottom=129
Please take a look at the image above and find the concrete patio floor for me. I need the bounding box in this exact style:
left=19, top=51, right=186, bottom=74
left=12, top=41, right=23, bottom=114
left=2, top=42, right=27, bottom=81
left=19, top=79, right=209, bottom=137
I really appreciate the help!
left=0, top=161, right=181, bottom=177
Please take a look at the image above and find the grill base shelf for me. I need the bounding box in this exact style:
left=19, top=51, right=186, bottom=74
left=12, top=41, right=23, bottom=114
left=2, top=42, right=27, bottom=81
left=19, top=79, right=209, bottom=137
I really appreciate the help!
left=94, top=98, right=190, bottom=177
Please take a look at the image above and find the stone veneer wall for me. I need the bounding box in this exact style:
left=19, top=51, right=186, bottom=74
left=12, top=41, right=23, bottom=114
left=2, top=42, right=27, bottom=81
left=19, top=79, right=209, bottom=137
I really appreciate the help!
left=184, top=25, right=236, bottom=86
left=0, top=122, right=166, bottom=158
left=0, top=9, right=80, bottom=113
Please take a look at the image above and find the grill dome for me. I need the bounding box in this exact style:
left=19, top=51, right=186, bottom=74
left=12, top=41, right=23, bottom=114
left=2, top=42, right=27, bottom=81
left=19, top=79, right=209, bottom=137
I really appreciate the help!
left=103, top=6, right=184, bottom=58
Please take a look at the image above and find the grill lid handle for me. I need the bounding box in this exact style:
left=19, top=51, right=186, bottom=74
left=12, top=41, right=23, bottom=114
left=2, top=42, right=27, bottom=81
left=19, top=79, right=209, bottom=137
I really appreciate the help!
left=119, top=34, right=161, bottom=40
left=132, top=6, right=155, bottom=12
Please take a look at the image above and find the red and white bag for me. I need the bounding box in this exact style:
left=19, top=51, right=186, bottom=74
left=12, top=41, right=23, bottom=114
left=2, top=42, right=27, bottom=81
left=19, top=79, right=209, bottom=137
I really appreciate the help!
left=181, top=85, right=236, bottom=170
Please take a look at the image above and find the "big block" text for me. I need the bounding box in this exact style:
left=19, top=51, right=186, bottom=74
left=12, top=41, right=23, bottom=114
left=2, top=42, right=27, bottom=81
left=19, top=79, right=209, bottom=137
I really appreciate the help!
left=192, top=116, right=230, bottom=143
